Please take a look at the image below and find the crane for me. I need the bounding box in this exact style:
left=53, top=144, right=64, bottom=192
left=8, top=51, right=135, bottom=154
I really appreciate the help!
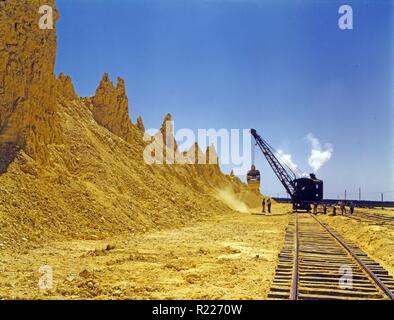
left=250, top=129, right=323, bottom=211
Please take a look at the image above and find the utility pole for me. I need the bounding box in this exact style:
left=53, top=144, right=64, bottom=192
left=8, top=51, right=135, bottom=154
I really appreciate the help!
left=381, top=192, right=384, bottom=202
left=359, top=187, right=361, bottom=201
left=344, top=189, right=347, bottom=201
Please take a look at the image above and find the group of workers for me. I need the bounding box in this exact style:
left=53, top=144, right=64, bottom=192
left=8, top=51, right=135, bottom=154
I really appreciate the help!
left=261, top=199, right=356, bottom=215
left=312, top=201, right=355, bottom=215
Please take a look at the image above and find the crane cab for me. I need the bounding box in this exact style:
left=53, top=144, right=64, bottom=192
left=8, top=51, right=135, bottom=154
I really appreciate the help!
left=292, top=174, right=323, bottom=211
left=247, top=165, right=261, bottom=194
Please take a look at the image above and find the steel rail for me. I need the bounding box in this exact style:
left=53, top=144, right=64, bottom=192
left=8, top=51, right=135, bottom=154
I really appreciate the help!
left=310, top=214, right=394, bottom=300
left=291, top=213, right=299, bottom=300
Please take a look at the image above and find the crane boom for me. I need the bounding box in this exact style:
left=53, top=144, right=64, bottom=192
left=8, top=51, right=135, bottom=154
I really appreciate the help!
left=250, top=129, right=296, bottom=198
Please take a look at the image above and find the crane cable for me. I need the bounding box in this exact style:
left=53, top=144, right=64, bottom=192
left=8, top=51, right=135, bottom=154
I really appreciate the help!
left=252, top=132, right=306, bottom=180
left=252, top=138, right=256, bottom=166
left=263, top=138, right=300, bottom=179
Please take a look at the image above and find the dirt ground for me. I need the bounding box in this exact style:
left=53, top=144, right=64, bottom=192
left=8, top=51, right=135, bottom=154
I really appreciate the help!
left=1, top=204, right=393, bottom=300
left=0, top=205, right=292, bottom=300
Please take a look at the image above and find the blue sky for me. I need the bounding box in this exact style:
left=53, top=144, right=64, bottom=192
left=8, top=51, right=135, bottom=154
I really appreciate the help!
left=55, top=0, right=393, bottom=200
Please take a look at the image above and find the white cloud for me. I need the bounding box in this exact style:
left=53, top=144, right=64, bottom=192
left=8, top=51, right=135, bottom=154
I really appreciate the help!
left=306, top=133, right=333, bottom=172
left=276, top=149, right=298, bottom=172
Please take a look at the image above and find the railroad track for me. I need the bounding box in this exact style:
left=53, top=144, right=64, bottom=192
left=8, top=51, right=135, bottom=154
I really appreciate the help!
left=268, top=213, right=394, bottom=300
left=343, top=212, right=394, bottom=229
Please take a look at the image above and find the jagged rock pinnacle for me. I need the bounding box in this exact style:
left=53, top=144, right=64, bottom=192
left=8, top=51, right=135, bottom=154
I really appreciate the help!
left=136, top=116, right=145, bottom=132
left=92, top=73, right=134, bottom=142
left=188, top=142, right=205, bottom=164
left=206, top=144, right=219, bottom=165
left=161, top=113, right=173, bottom=128
left=116, top=77, right=126, bottom=95
left=57, top=73, right=78, bottom=100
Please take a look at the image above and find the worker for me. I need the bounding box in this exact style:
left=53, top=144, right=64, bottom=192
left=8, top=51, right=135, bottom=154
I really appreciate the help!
left=262, top=198, right=266, bottom=213
left=323, top=203, right=327, bottom=215
left=313, top=202, right=318, bottom=215
left=340, top=201, right=346, bottom=215
left=267, top=198, right=272, bottom=213
left=332, top=205, right=336, bottom=216
left=349, top=201, right=355, bottom=215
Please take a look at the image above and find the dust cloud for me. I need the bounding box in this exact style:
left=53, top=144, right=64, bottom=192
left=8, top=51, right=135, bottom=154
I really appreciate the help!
left=215, top=187, right=251, bottom=213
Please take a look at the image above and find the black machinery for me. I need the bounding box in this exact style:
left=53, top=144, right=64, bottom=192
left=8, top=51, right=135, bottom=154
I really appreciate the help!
left=247, top=165, right=260, bottom=183
left=250, top=129, right=323, bottom=211
left=246, top=164, right=261, bottom=193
